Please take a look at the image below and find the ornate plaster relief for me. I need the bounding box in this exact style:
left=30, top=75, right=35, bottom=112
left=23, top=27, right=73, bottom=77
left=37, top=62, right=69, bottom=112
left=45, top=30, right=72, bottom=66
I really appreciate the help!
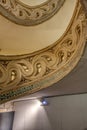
left=0, top=0, right=76, bottom=55
left=0, top=0, right=65, bottom=26
left=0, top=0, right=86, bottom=104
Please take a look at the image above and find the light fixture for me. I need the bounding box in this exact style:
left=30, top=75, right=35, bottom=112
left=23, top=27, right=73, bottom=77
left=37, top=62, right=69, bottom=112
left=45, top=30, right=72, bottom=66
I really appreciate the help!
left=40, top=98, right=48, bottom=106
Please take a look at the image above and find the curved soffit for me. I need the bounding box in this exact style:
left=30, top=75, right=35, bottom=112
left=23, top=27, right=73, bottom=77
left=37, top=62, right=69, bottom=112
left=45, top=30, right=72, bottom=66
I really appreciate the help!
left=0, top=0, right=87, bottom=104
left=0, top=0, right=65, bottom=26
left=0, top=0, right=76, bottom=55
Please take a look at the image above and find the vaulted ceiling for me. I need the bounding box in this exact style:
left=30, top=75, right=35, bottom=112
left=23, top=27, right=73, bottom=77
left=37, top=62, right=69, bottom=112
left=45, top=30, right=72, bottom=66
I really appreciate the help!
left=0, top=0, right=74, bottom=55
left=0, top=0, right=87, bottom=104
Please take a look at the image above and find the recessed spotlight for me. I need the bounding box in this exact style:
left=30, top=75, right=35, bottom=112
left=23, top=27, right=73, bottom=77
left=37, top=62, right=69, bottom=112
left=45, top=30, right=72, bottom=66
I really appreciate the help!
left=40, top=98, right=48, bottom=106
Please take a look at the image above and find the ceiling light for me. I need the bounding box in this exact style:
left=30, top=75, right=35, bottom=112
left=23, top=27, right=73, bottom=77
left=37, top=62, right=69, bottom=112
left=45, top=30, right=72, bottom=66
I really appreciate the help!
left=40, top=98, right=48, bottom=106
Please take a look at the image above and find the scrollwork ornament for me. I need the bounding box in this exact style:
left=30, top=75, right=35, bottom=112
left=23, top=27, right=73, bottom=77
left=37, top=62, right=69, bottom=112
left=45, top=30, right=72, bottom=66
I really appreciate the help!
left=0, top=0, right=87, bottom=104
left=0, top=0, right=65, bottom=26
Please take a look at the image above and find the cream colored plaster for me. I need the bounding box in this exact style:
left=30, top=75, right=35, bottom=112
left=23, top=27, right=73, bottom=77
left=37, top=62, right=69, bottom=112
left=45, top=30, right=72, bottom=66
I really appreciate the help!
left=19, top=0, right=48, bottom=6
left=0, top=0, right=76, bottom=55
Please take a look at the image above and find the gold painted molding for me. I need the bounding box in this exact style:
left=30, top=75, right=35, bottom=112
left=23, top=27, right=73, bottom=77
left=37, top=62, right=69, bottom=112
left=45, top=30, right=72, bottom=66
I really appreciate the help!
left=0, top=0, right=87, bottom=104
left=0, top=0, right=65, bottom=26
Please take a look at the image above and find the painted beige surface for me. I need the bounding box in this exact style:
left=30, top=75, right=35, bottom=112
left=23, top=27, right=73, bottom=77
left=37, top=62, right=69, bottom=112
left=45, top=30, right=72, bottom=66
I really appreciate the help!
left=0, top=0, right=76, bottom=55
left=19, top=0, right=48, bottom=6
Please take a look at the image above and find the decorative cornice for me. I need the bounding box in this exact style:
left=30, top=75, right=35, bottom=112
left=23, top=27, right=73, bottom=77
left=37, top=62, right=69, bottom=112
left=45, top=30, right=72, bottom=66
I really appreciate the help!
left=0, top=0, right=65, bottom=26
left=0, top=0, right=87, bottom=104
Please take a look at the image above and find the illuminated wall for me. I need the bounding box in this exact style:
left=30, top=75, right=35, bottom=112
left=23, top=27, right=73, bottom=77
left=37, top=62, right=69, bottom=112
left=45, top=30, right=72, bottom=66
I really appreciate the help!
left=13, top=94, right=87, bottom=130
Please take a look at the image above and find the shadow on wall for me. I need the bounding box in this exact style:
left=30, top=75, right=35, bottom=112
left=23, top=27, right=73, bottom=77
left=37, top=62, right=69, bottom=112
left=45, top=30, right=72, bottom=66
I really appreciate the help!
left=0, top=111, right=14, bottom=130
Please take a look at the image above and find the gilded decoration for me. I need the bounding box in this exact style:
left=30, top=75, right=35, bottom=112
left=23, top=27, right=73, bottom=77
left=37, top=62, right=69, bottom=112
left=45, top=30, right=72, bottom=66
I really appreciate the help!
left=0, top=0, right=65, bottom=26
left=0, top=0, right=87, bottom=104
